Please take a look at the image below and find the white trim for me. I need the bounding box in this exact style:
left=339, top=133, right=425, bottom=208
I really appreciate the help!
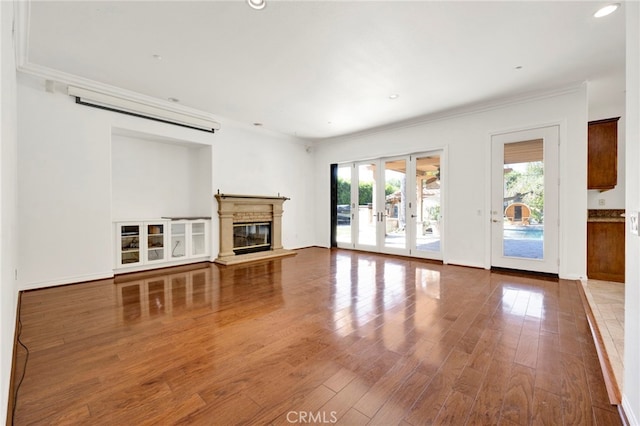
left=560, top=273, right=584, bottom=280
left=13, top=3, right=220, bottom=127
left=20, top=271, right=115, bottom=291
left=69, top=86, right=220, bottom=132
left=444, top=259, right=485, bottom=269
left=13, top=0, right=30, bottom=68
left=320, top=83, right=585, bottom=144
left=622, top=394, right=639, bottom=426
left=18, top=62, right=221, bottom=130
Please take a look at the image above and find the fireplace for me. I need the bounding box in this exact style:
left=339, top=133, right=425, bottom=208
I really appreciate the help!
left=233, top=222, right=271, bottom=254
left=214, top=193, right=296, bottom=265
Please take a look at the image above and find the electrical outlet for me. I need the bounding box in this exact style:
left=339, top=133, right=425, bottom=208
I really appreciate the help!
left=630, top=213, right=639, bottom=235
left=598, top=199, right=606, bottom=206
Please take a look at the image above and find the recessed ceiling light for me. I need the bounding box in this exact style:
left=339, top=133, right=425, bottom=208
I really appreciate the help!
left=152, top=54, right=162, bottom=60
left=594, top=3, right=619, bottom=18
left=247, top=0, right=266, bottom=10
left=389, top=94, right=399, bottom=100
left=168, top=97, right=179, bottom=103
left=253, top=122, right=263, bottom=127
left=515, top=65, right=523, bottom=70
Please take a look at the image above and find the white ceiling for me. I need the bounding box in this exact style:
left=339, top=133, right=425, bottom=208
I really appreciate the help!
left=22, top=1, right=625, bottom=140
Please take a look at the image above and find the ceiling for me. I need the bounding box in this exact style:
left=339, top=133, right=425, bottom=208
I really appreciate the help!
left=21, top=1, right=626, bottom=140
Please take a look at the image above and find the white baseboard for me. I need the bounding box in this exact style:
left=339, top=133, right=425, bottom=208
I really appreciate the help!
left=560, top=273, right=584, bottom=280
left=444, top=259, right=485, bottom=269
left=622, top=394, right=639, bottom=426
left=20, top=271, right=115, bottom=291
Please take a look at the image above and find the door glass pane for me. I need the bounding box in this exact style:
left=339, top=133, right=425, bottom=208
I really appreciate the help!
left=192, top=222, right=205, bottom=255
left=147, top=224, right=164, bottom=261
left=415, top=155, right=441, bottom=252
left=121, top=225, right=141, bottom=264
left=171, top=223, right=186, bottom=258
left=358, top=163, right=377, bottom=246
left=503, top=139, right=544, bottom=259
left=337, top=165, right=352, bottom=244
left=384, top=159, right=406, bottom=249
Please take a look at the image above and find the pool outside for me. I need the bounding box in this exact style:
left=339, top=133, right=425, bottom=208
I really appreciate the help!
left=504, top=225, right=543, bottom=259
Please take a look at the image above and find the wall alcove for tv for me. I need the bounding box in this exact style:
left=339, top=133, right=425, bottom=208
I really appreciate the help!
left=111, top=128, right=212, bottom=221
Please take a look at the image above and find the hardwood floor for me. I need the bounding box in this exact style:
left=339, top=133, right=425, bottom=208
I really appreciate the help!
left=12, top=247, right=621, bottom=425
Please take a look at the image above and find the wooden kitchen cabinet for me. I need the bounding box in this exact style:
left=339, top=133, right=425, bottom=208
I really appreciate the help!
left=588, top=117, right=619, bottom=190
left=587, top=221, right=625, bottom=282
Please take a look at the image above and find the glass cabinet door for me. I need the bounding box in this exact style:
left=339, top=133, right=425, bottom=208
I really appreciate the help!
left=170, top=222, right=186, bottom=259
left=120, top=224, right=141, bottom=265
left=146, top=223, right=165, bottom=262
left=191, top=222, right=206, bottom=256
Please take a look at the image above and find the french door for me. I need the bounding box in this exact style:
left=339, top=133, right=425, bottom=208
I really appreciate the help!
left=335, top=151, right=443, bottom=260
left=490, top=126, right=559, bottom=274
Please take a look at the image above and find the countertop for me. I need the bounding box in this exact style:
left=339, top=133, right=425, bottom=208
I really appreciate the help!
left=588, top=209, right=625, bottom=223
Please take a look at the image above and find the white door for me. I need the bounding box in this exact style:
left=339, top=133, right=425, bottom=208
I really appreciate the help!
left=352, top=157, right=411, bottom=255
left=491, top=126, right=559, bottom=274
left=333, top=158, right=411, bottom=255
left=354, top=160, right=380, bottom=251
left=409, top=151, right=443, bottom=260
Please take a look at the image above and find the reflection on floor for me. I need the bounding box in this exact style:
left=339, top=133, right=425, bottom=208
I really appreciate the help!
left=13, top=248, right=621, bottom=425
left=581, top=279, right=625, bottom=397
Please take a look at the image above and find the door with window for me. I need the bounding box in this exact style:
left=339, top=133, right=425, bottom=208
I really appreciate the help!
left=352, top=157, right=410, bottom=255
left=410, top=152, right=443, bottom=260
left=490, top=126, right=559, bottom=274
left=334, top=151, right=443, bottom=260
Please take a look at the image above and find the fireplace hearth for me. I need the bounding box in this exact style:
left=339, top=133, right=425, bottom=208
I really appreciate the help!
left=214, top=193, right=296, bottom=265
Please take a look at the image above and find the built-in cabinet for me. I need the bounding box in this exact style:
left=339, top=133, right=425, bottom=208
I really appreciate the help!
left=115, top=219, right=210, bottom=272
left=588, top=117, right=620, bottom=191
left=587, top=210, right=625, bottom=283
left=169, top=220, right=208, bottom=260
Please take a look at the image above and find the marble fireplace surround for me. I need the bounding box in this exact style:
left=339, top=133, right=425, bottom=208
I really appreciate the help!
left=214, top=193, right=296, bottom=265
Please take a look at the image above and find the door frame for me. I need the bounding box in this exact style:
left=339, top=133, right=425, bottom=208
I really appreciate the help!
left=333, top=148, right=447, bottom=262
left=488, top=125, right=560, bottom=274
left=408, top=149, right=446, bottom=261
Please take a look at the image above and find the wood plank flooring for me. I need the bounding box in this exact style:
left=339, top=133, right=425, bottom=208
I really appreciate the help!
left=11, top=247, right=621, bottom=425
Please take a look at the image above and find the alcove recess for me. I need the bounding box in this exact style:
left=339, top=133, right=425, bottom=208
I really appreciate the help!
left=214, top=193, right=296, bottom=265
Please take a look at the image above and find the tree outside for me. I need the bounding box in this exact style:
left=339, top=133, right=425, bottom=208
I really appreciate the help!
left=504, top=161, right=544, bottom=223
left=337, top=178, right=401, bottom=206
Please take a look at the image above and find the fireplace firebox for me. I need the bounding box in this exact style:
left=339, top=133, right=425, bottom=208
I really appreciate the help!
left=233, top=222, right=271, bottom=254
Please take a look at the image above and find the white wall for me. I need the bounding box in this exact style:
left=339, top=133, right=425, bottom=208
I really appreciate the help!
left=17, top=73, right=315, bottom=290
left=111, top=135, right=212, bottom=220
left=624, top=1, right=640, bottom=424
left=1, top=1, right=20, bottom=422
left=313, top=87, right=588, bottom=279
left=210, top=122, right=316, bottom=255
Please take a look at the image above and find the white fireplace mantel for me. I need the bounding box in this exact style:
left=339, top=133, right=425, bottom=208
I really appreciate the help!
left=214, top=193, right=296, bottom=265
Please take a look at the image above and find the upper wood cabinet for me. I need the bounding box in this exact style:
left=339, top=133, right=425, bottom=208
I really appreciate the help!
left=588, top=117, right=620, bottom=190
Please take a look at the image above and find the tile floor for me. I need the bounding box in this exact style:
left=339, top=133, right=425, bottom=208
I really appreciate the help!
left=581, top=279, right=625, bottom=393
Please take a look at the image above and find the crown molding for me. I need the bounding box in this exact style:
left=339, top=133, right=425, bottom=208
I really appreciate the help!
left=13, top=1, right=219, bottom=125
left=318, top=82, right=587, bottom=144
left=18, top=62, right=221, bottom=124
left=13, top=0, right=30, bottom=68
